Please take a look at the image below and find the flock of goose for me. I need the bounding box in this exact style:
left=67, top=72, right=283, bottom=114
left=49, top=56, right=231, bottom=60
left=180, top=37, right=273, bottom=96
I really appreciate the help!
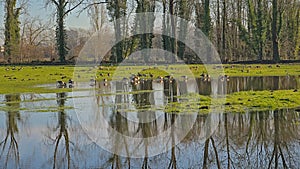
left=56, top=79, right=74, bottom=88
left=56, top=73, right=230, bottom=88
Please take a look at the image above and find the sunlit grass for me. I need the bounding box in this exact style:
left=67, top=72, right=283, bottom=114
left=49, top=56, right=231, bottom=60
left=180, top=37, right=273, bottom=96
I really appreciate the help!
left=164, top=89, right=300, bottom=113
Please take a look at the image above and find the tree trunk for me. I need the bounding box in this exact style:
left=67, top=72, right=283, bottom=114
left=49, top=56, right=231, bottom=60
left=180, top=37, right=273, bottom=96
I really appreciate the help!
left=4, top=0, right=21, bottom=63
left=272, top=0, right=280, bottom=62
left=178, top=0, right=191, bottom=61
left=170, top=0, right=177, bottom=63
left=257, top=0, right=264, bottom=61
left=57, top=4, right=67, bottom=63
left=216, top=0, right=221, bottom=56
left=222, top=0, right=227, bottom=62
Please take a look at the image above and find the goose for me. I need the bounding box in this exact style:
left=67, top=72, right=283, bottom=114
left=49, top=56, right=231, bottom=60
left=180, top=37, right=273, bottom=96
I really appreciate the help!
left=157, top=76, right=164, bottom=83
left=90, top=79, right=96, bottom=86
left=130, top=75, right=140, bottom=83
left=164, top=75, right=174, bottom=83
left=181, top=75, right=188, bottom=82
left=68, top=79, right=74, bottom=88
left=219, top=75, right=225, bottom=82
left=200, top=72, right=207, bottom=78
left=164, top=75, right=171, bottom=79
left=225, top=75, right=230, bottom=81
left=122, top=77, right=129, bottom=85
left=57, top=81, right=67, bottom=88
left=219, top=75, right=230, bottom=82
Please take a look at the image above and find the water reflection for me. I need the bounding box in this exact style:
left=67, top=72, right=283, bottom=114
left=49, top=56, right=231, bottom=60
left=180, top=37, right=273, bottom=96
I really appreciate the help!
left=180, top=76, right=300, bottom=95
left=75, top=78, right=201, bottom=158
left=91, top=76, right=298, bottom=96
left=51, top=92, right=70, bottom=169
left=43, top=92, right=87, bottom=169
left=0, top=95, right=299, bottom=168
left=100, top=109, right=300, bottom=169
left=0, top=94, right=21, bottom=169
left=0, top=75, right=299, bottom=168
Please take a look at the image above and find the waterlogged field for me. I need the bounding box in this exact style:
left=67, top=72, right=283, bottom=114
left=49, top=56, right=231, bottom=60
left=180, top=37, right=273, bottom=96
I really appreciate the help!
left=0, top=64, right=299, bottom=92
left=0, top=64, right=299, bottom=111
left=0, top=64, right=300, bottom=168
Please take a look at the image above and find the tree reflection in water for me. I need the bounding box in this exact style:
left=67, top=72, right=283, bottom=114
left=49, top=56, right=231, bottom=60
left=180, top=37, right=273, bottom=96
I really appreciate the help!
left=0, top=94, right=21, bottom=169
left=194, top=76, right=299, bottom=95
left=45, top=92, right=72, bottom=169
left=190, top=109, right=300, bottom=169
left=44, top=77, right=300, bottom=168
left=8, top=76, right=296, bottom=168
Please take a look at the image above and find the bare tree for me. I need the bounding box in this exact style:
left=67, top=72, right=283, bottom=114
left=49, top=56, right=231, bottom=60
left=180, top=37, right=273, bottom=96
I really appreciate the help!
left=20, top=16, right=53, bottom=62
left=86, top=0, right=107, bottom=31
left=66, top=28, right=89, bottom=60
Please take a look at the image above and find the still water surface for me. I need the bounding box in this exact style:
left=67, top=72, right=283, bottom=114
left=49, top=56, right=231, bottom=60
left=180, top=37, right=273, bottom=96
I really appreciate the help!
left=0, top=76, right=299, bottom=168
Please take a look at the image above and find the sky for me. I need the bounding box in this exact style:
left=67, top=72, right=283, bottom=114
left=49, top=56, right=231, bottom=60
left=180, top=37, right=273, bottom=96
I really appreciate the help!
left=0, top=0, right=91, bottom=45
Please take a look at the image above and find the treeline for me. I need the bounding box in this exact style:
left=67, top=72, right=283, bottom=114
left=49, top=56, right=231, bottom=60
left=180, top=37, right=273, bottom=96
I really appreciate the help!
left=1, top=0, right=300, bottom=64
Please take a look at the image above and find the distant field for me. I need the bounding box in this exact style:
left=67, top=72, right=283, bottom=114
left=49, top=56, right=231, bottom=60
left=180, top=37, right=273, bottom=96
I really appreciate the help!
left=0, top=64, right=299, bottom=94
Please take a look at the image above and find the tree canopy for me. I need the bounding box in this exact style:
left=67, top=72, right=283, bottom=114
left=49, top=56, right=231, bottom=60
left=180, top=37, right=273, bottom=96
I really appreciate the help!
left=1, top=0, right=299, bottom=63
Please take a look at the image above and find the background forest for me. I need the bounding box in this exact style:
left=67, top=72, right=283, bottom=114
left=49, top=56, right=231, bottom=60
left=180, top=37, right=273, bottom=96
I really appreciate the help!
left=0, top=0, right=299, bottom=64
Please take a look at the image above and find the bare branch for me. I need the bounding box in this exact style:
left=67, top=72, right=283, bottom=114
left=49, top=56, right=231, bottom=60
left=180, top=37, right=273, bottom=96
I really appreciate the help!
left=78, top=1, right=108, bottom=15
left=50, top=0, right=59, bottom=7
left=64, top=0, right=85, bottom=16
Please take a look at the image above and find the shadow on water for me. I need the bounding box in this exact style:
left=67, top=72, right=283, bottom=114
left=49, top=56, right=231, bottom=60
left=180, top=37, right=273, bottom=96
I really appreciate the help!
left=0, top=75, right=299, bottom=168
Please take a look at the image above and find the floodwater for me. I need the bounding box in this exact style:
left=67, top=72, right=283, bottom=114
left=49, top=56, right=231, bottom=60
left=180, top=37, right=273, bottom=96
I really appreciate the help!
left=0, top=76, right=300, bottom=169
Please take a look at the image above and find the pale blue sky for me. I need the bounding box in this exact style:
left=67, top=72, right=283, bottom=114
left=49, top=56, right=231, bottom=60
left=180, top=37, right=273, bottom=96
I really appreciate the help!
left=0, top=0, right=91, bottom=45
